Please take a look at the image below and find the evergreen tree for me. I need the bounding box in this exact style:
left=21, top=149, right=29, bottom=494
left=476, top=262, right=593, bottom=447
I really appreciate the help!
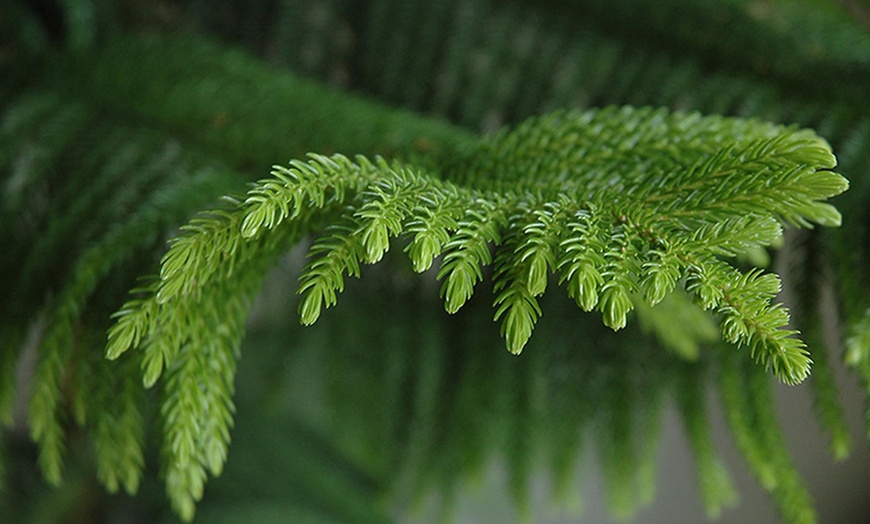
left=2, top=0, right=870, bottom=522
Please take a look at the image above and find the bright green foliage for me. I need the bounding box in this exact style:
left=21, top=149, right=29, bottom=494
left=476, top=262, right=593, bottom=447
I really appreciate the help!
left=15, top=100, right=848, bottom=520
left=115, top=107, right=846, bottom=377
left=4, top=1, right=870, bottom=523
left=297, top=223, right=367, bottom=326
left=403, top=189, right=466, bottom=273
left=558, top=205, right=608, bottom=311
left=437, top=200, right=506, bottom=313
left=99, top=105, right=843, bottom=517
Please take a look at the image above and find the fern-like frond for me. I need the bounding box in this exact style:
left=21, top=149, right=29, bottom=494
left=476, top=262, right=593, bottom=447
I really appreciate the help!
left=112, top=106, right=848, bottom=382
left=557, top=205, right=608, bottom=311
left=6, top=3, right=870, bottom=523
left=436, top=199, right=506, bottom=313
left=492, top=198, right=564, bottom=353
left=297, top=220, right=367, bottom=326
left=353, top=167, right=435, bottom=264
left=106, top=154, right=429, bottom=517
left=0, top=87, right=246, bottom=493
left=240, top=155, right=380, bottom=238
left=492, top=237, right=544, bottom=355
left=99, top=103, right=847, bottom=519
left=444, top=107, right=844, bottom=380
left=403, top=188, right=466, bottom=273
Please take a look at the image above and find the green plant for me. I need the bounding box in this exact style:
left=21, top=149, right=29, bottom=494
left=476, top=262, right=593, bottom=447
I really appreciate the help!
left=2, top=1, right=870, bottom=523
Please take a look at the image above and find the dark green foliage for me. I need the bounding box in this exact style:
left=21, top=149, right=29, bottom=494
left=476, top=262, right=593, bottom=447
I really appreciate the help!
left=3, top=1, right=870, bottom=523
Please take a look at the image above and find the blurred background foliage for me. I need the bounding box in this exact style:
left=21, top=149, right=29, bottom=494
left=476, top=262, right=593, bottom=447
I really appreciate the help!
left=3, top=0, right=870, bottom=522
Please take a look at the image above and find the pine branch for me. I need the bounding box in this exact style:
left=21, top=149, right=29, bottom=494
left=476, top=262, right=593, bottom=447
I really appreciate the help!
left=111, top=106, right=848, bottom=379
left=4, top=11, right=863, bottom=520
left=95, top=103, right=847, bottom=519
left=436, top=199, right=506, bottom=313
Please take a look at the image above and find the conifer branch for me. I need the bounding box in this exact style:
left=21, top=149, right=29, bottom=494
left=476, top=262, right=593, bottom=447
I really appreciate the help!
left=110, top=105, right=848, bottom=380
left=436, top=199, right=507, bottom=313
left=5, top=6, right=869, bottom=522
left=95, top=104, right=848, bottom=518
